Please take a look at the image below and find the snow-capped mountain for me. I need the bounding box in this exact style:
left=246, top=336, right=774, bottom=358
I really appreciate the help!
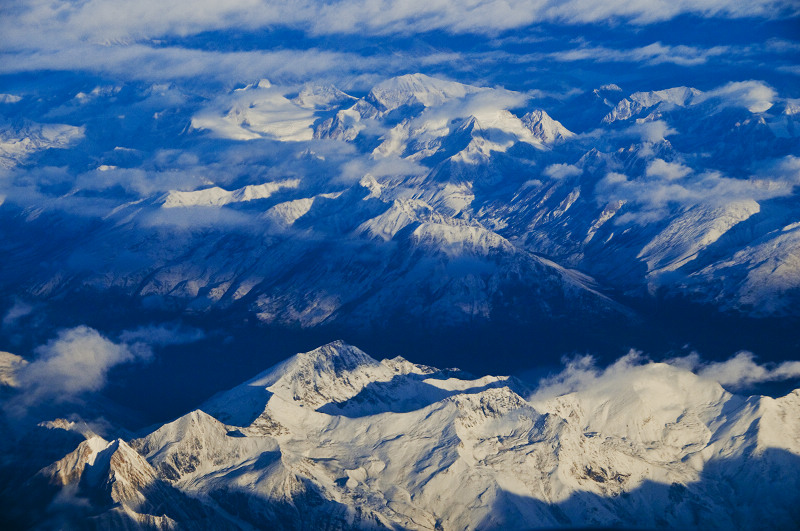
left=1, top=73, right=798, bottom=332
left=0, top=73, right=798, bottom=405
left=14, top=341, right=800, bottom=530
left=2, top=3, right=799, bottom=529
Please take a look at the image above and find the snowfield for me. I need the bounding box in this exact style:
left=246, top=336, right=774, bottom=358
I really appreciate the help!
left=25, top=341, right=800, bottom=530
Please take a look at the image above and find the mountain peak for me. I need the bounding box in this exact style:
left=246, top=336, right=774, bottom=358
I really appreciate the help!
left=521, top=109, right=575, bottom=144
left=228, top=341, right=385, bottom=409
left=367, top=73, right=484, bottom=112
left=603, top=86, right=701, bottom=123
left=296, top=340, right=381, bottom=374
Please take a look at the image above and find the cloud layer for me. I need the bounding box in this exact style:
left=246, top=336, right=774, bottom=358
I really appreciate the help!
left=2, top=0, right=796, bottom=50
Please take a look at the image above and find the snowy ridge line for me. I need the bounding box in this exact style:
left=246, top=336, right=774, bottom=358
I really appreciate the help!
left=30, top=341, right=800, bottom=530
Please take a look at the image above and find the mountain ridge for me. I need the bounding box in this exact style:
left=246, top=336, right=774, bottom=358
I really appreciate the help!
left=12, top=341, right=798, bottom=530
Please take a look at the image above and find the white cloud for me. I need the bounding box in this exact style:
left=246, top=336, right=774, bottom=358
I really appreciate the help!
left=339, top=155, right=429, bottom=184
left=0, top=1, right=792, bottom=89
left=697, top=80, right=777, bottom=113
left=531, top=349, right=800, bottom=401
left=4, top=324, right=208, bottom=416
left=646, top=159, right=692, bottom=181
left=2, top=298, right=34, bottom=327
left=118, top=323, right=206, bottom=346
left=73, top=166, right=211, bottom=196
left=1, top=0, right=794, bottom=52
left=0, top=44, right=391, bottom=84
left=12, top=326, right=151, bottom=409
left=669, top=351, right=800, bottom=389
left=544, top=163, right=582, bottom=179
left=137, top=205, right=259, bottom=229
left=596, top=167, right=793, bottom=225
left=529, top=350, right=647, bottom=402
left=760, top=155, right=800, bottom=185
left=408, top=88, right=531, bottom=128
left=628, top=120, right=677, bottom=143
left=549, top=42, right=730, bottom=66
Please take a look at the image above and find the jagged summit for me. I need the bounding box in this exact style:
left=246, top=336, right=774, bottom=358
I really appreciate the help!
left=291, top=83, right=356, bottom=110
left=5, top=74, right=799, bottom=322
left=205, top=340, right=445, bottom=416
left=603, top=86, right=702, bottom=123
left=521, top=109, right=575, bottom=144
left=161, top=178, right=300, bottom=208
left=37, top=435, right=233, bottom=528
left=23, top=342, right=800, bottom=530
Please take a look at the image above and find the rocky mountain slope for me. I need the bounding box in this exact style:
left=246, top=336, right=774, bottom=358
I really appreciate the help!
left=1, top=74, right=799, bottom=329
left=12, top=341, right=799, bottom=530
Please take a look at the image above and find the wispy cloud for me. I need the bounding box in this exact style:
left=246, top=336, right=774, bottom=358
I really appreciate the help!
left=530, top=349, right=800, bottom=401
left=0, top=44, right=393, bottom=85
left=3, top=323, right=208, bottom=417
left=2, top=0, right=794, bottom=50
left=8, top=326, right=151, bottom=414
left=596, top=163, right=792, bottom=225
left=696, top=80, right=778, bottom=112
left=2, top=298, right=34, bottom=327
left=118, top=323, right=206, bottom=346
left=549, top=42, right=731, bottom=66
left=669, top=351, right=800, bottom=389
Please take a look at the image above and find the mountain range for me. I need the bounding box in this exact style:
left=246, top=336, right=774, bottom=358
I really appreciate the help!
left=2, top=74, right=798, bottom=337
left=3, top=341, right=798, bottom=529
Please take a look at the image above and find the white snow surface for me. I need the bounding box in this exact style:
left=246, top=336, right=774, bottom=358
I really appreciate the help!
left=5, top=74, right=800, bottom=318
left=41, top=341, right=800, bottom=530
left=368, top=73, right=486, bottom=112
left=162, top=179, right=300, bottom=208
left=0, top=121, right=85, bottom=167
left=191, top=80, right=317, bottom=141
left=603, top=87, right=701, bottom=123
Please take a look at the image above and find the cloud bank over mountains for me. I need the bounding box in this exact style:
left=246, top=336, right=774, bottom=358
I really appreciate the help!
left=1, top=0, right=798, bottom=90
left=2, top=0, right=796, bottom=46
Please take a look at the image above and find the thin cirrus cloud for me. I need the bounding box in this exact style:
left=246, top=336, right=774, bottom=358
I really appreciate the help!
left=596, top=165, right=793, bottom=225
left=0, top=44, right=391, bottom=84
left=548, top=42, right=731, bottom=66
left=1, top=2, right=795, bottom=86
left=669, top=351, right=800, bottom=389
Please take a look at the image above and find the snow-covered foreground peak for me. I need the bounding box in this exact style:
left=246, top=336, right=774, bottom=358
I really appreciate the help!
left=202, top=340, right=509, bottom=421
left=27, top=342, right=800, bottom=530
